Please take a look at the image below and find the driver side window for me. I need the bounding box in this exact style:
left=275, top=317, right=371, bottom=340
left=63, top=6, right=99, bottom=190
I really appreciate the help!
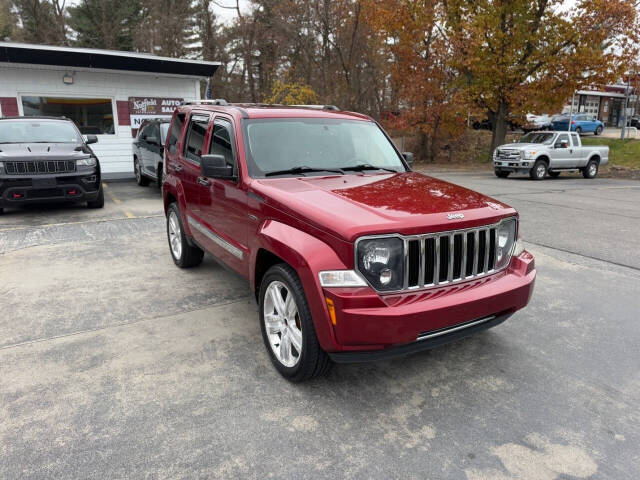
left=556, top=134, right=569, bottom=148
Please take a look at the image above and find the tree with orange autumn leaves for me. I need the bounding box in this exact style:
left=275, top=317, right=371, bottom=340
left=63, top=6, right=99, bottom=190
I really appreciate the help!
left=367, top=0, right=639, bottom=159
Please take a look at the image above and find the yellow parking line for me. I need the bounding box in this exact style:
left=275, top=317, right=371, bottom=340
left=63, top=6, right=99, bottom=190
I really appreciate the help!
left=103, top=182, right=136, bottom=219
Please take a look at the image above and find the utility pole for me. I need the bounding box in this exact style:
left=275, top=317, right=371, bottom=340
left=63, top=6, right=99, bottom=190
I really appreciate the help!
left=621, top=71, right=632, bottom=140
left=568, top=91, right=576, bottom=132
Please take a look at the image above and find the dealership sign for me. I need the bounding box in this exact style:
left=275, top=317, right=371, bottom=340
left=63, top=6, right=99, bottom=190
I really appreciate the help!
left=128, top=97, right=183, bottom=128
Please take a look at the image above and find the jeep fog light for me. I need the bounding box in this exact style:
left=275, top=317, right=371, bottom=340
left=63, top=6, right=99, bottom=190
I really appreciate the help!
left=494, top=217, right=517, bottom=270
left=319, top=270, right=367, bottom=287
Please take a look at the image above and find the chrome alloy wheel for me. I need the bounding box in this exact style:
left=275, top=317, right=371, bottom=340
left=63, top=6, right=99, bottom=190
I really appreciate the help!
left=168, top=210, right=182, bottom=259
left=588, top=162, right=597, bottom=177
left=536, top=163, right=546, bottom=179
left=263, top=281, right=303, bottom=368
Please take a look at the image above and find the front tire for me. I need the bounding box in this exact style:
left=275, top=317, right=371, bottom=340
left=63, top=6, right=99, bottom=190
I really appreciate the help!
left=134, top=157, right=150, bottom=186
left=259, top=263, right=331, bottom=382
left=494, top=169, right=510, bottom=178
left=575, top=126, right=582, bottom=134
left=166, top=203, right=204, bottom=268
left=87, top=185, right=105, bottom=208
left=530, top=160, right=548, bottom=180
left=582, top=159, right=599, bottom=179
left=595, top=126, right=603, bottom=136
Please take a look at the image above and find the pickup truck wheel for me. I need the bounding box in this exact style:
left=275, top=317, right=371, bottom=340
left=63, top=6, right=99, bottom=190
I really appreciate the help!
left=530, top=160, right=547, bottom=180
left=166, top=203, right=204, bottom=268
left=259, top=264, right=332, bottom=382
left=134, top=158, right=149, bottom=186
left=548, top=171, right=561, bottom=178
left=582, top=159, right=599, bottom=179
left=494, top=169, right=510, bottom=178
left=595, top=126, right=603, bottom=135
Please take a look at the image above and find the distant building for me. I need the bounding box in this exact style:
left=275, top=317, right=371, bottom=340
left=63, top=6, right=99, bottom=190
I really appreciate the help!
left=563, top=83, right=637, bottom=127
left=0, top=42, right=219, bottom=175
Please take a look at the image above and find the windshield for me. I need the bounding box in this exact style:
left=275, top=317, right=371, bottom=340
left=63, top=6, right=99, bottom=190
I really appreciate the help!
left=243, top=118, right=406, bottom=177
left=520, top=132, right=555, bottom=144
left=0, top=120, right=82, bottom=144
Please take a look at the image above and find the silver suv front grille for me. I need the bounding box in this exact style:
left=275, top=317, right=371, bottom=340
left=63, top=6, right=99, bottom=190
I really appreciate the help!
left=402, top=225, right=499, bottom=291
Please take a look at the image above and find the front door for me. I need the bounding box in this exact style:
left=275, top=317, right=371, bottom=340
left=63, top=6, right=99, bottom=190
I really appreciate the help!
left=553, top=133, right=573, bottom=168
left=197, top=115, right=248, bottom=275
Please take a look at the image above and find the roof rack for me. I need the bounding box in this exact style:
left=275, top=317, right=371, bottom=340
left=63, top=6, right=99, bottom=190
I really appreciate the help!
left=183, top=99, right=229, bottom=106
left=291, top=104, right=340, bottom=111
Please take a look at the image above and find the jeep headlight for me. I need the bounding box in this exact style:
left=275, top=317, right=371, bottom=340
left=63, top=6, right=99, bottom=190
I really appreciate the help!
left=76, top=157, right=97, bottom=167
left=495, top=217, right=517, bottom=270
left=356, top=237, right=404, bottom=291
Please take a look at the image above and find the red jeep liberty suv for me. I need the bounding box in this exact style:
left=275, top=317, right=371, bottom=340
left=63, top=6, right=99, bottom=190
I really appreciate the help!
left=162, top=101, right=536, bottom=382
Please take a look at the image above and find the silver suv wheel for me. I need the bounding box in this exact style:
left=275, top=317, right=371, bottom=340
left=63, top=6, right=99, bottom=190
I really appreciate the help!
left=263, top=280, right=303, bottom=368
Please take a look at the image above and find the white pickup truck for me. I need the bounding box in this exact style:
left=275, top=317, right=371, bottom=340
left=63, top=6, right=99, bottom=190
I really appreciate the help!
left=493, top=131, right=609, bottom=180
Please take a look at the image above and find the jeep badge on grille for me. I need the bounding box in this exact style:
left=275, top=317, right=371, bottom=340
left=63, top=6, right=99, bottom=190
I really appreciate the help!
left=447, top=213, right=465, bottom=220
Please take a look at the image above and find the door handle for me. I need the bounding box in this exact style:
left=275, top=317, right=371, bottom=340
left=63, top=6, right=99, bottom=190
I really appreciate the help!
left=174, top=164, right=183, bottom=172
left=197, top=176, right=211, bottom=186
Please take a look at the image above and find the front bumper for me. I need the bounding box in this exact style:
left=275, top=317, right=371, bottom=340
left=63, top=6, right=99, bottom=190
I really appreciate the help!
left=494, top=160, right=533, bottom=173
left=322, top=251, right=535, bottom=359
left=0, top=168, right=100, bottom=207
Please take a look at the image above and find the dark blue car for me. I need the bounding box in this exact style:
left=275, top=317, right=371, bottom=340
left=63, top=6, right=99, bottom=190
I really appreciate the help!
left=551, top=114, right=604, bottom=135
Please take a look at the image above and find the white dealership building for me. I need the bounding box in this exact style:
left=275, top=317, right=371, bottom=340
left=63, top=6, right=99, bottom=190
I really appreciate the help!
left=0, top=42, right=219, bottom=176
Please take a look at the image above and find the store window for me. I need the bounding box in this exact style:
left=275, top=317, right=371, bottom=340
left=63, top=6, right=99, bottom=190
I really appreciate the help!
left=21, top=96, right=115, bottom=134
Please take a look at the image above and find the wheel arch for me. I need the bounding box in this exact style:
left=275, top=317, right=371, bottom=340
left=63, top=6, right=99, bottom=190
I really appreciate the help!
left=252, top=221, right=350, bottom=351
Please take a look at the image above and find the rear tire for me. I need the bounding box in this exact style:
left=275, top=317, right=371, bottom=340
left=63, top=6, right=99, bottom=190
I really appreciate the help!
left=575, top=126, right=582, bottom=134
left=548, top=171, right=561, bottom=178
left=87, top=185, right=105, bottom=208
left=166, top=202, right=204, bottom=268
left=530, top=160, right=547, bottom=180
left=259, top=263, right=332, bottom=382
left=134, top=157, right=149, bottom=186
left=582, top=159, right=599, bottom=179
left=494, top=169, right=510, bottom=178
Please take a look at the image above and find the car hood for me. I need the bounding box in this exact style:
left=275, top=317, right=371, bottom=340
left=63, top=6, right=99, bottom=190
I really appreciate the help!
left=496, top=143, right=539, bottom=150
left=0, top=143, right=90, bottom=161
left=252, top=172, right=516, bottom=241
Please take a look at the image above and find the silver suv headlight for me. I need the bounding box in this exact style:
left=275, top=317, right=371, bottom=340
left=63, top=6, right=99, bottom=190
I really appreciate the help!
left=495, top=217, right=518, bottom=269
left=355, top=237, right=405, bottom=291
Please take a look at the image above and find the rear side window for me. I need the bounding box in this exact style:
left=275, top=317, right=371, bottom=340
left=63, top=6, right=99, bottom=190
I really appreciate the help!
left=571, top=133, right=579, bottom=146
left=168, top=114, right=185, bottom=153
left=184, top=116, right=209, bottom=163
left=209, top=120, right=237, bottom=175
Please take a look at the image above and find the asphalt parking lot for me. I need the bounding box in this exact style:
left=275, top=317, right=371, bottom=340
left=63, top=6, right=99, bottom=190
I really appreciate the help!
left=1, top=171, right=639, bottom=479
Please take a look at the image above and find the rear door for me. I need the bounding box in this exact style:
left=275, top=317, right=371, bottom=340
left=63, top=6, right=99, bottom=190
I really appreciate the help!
left=570, top=133, right=587, bottom=167
left=147, top=122, right=163, bottom=177
left=198, top=114, right=248, bottom=274
left=179, top=113, right=211, bottom=225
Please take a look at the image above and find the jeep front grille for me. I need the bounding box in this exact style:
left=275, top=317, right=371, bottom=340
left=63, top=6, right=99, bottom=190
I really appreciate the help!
left=403, top=225, right=499, bottom=291
left=4, top=160, right=76, bottom=175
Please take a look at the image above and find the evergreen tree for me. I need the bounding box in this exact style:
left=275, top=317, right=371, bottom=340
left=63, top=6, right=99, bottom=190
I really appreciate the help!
left=68, top=0, right=143, bottom=50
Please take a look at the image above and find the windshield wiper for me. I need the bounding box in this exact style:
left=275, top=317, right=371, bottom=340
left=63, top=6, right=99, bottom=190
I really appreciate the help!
left=265, top=166, right=345, bottom=177
left=341, top=164, right=400, bottom=173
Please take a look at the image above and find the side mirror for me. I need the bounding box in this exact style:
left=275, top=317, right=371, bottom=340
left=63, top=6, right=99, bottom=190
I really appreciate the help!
left=86, top=135, right=98, bottom=145
left=201, top=154, right=234, bottom=179
left=555, top=141, right=568, bottom=149
left=402, top=152, right=414, bottom=169
left=145, top=136, right=158, bottom=145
